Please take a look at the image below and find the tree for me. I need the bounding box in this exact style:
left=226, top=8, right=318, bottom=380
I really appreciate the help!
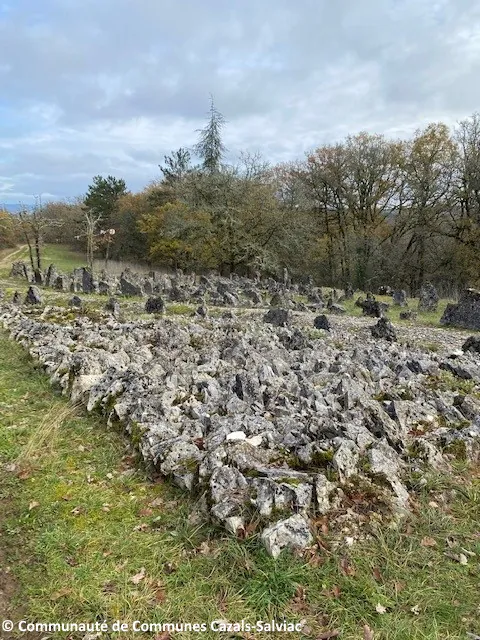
left=81, top=209, right=102, bottom=273
left=0, top=209, right=19, bottom=248
left=194, top=97, right=227, bottom=174
left=160, top=148, right=192, bottom=186
left=18, top=197, right=63, bottom=271
left=394, top=123, right=457, bottom=292
left=84, top=175, right=127, bottom=228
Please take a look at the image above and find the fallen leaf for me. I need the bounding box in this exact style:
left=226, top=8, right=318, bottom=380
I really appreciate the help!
left=149, top=497, right=164, bottom=508
left=130, top=567, right=146, bottom=584
left=394, top=580, right=406, bottom=594
left=71, top=506, right=82, bottom=516
left=375, top=603, right=387, bottom=614
left=28, top=501, right=40, bottom=510
left=372, top=567, right=382, bottom=582
left=316, top=631, right=340, bottom=639
left=51, top=587, right=73, bottom=600
left=363, top=624, right=374, bottom=640
left=410, top=604, right=421, bottom=615
left=340, top=557, right=356, bottom=577
left=154, top=587, right=166, bottom=603
left=154, top=633, right=171, bottom=640
left=421, top=536, right=437, bottom=547
left=139, top=507, right=153, bottom=517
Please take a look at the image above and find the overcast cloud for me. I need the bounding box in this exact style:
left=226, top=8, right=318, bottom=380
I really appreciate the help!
left=1, top=0, right=480, bottom=203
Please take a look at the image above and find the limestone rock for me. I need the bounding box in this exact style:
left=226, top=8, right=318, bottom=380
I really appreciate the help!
left=261, top=514, right=313, bottom=558
left=441, top=289, right=480, bottom=330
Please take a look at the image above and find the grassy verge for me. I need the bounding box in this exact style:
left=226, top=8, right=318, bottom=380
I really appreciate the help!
left=0, top=332, right=479, bottom=639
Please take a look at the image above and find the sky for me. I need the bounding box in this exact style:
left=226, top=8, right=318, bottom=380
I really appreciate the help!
left=1, top=0, right=480, bottom=204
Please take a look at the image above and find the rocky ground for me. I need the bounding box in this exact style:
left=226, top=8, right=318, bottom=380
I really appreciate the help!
left=1, top=265, right=479, bottom=558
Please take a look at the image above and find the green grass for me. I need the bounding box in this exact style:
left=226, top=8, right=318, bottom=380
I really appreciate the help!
left=0, top=244, right=87, bottom=278
left=0, top=333, right=479, bottom=639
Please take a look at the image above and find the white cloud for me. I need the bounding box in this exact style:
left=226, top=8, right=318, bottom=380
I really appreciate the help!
left=1, top=0, right=480, bottom=201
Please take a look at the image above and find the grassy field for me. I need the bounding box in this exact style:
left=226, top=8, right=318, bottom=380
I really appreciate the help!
left=0, top=334, right=479, bottom=639
left=1, top=243, right=479, bottom=638
left=0, top=243, right=459, bottom=330
left=0, top=244, right=88, bottom=278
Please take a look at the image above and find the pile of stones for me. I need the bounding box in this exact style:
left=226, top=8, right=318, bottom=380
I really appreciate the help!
left=1, top=298, right=479, bottom=557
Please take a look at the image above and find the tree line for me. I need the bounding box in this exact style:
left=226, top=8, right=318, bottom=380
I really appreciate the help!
left=2, top=102, right=480, bottom=295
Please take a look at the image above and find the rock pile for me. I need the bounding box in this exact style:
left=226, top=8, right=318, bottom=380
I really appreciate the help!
left=1, top=300, right=479, bottom=557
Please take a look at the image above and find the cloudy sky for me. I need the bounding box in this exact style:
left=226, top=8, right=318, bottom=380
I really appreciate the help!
left=1, top=0, right=480, bottom=203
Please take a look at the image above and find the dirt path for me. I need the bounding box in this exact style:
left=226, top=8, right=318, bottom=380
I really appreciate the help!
left=0, top=246, right=26, bottom=269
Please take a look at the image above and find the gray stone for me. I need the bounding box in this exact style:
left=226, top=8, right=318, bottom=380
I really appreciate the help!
left=360, top=299, right=388, bottom=318
left=98, top=280, right=111, bottom=295
left=263, top=308, right=290, bottom=327
left=24, top=286, right=42, bottom=305
left=45, top=263, right=59, bottom=287
left=418, top=282, right=439, bottom=312
left=314, top=314, right=331, bottom=331
left=34, top=269, right=44, bottom=285
left=399, top=310, right=417, bottom=320
left=440, top=289, right=480, bottom=330
left=371, top=318, right=397, bottom=342
left=105, top=297, right=120, bottom=315
left=261, top=514, right=313, bottom=558
left=54, top=275, right=69, bottom=291
left=120, top=272, right=143, bottom=296
left=145, top=296, right=165, bottom=314
left=69, top=295, right=83, bottom=308
left=462, top=335, right=480, bottom=354
left=393, top=290, right=408, bottom=307
left=10, top=261, right=30, bottom=279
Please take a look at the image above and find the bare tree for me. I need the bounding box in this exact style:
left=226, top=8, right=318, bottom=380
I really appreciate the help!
left=18, top=196, right=63, bottom=271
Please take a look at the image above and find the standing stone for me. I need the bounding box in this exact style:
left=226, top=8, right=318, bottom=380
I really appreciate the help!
left=360, top=299, right=388, bottom=317
left=69, top=295, right=83, bottom=308
left=314, top=314, right=331, bottom=331
left=393, top=290, right=408, bottom=307
left=418, top=282, right=439, bottom=312
left=145, top=296, right=165, bottom=314
left=54, top=275, right=69, bottom=291
left=441, top=289, right=480, bottom=330
left=344, top=283, right=354, bottom=300
left=24, top=286, right=42, bottom=305
left=120, top=273, right=143, bottom=296
left=263, top=308, right=290, bottom=327
left=98, top=280, right=111, bottom=295
left=105, top=297, right=120, bottom=316
left=81, top=268, right=94, bottom=294
left=462, top=335, right=480, bottom=354
left=72, top=267, right=94, bottom=294
left=10, top=261, right=29, bottom=279
left=45, top=263, right=58, bottom=287
left=371, top=317, right=397, bottom=342
left=34, top=269, right=44, bottom=285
